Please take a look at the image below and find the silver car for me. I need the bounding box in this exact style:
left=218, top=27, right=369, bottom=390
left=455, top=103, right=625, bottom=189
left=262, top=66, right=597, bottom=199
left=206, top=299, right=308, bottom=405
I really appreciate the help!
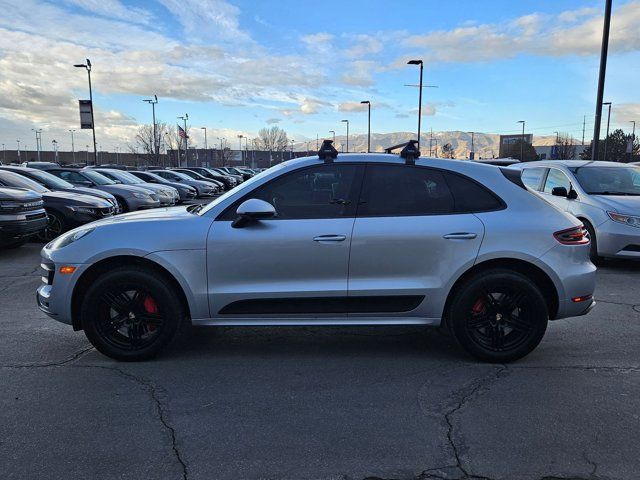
left=36, top=152, right=595, bottom=363
left=511, top=160, right=640, bottom=261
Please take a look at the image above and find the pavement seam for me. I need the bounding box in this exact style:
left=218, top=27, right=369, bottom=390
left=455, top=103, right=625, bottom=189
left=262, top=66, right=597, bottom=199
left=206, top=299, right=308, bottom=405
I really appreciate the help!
left=74, top=364, right=189, bottom=480
left=0, top=344, right=94, bottom=368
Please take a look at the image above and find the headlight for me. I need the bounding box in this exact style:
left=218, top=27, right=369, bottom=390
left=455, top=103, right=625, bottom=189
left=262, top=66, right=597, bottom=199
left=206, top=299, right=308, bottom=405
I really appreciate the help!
left=46, top=227, right=95, bottom=250
left=132, top=192, right=151, bottom=199
left=608, top=211, right=640, bottom=228
left=70, top=206, right=98, bottom=215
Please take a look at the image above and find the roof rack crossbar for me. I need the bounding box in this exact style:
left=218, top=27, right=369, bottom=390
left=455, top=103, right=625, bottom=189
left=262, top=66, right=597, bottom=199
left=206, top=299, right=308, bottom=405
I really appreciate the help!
left=318, top=139, right=338, bottom=162
left=400, top=140, right=420, bottom=164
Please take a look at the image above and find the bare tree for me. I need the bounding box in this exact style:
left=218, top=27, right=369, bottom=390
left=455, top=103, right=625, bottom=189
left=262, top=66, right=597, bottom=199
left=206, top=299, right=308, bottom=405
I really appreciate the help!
left=441, top=143, right=455, bottom=159
left=255, top=126, right=289, bottom=152
left=555, top=133, right=577, bottom=160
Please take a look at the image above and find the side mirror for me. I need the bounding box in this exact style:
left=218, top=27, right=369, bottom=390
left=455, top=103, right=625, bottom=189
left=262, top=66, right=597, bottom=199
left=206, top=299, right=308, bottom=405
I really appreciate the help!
left=79, top=180, right=94, bottom=187
left=551, top=186, right=568, bottom=197
left=232, top=199, right=276, bottom=228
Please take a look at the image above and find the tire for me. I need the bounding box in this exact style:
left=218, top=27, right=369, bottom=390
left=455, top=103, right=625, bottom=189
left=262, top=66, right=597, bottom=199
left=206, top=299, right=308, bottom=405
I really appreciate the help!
left=116, top=197, right=128, bottom=213
left=447, top=269, right=548, bottom=363
left=80, top=266, right=184, bottom=361
left=37, top=210, right=65, bottom=242
left=582, top=220, right=600, bottom=264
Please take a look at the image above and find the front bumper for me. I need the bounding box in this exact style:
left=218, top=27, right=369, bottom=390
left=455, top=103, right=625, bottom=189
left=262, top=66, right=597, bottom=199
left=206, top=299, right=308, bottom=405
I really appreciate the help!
left=128, top=197, right=161, bottom=211
left=595, top=219, right=640, bottom=259
left=36, top=258, right=87, bottom=326
left=0, top=213, right=48, bottom=240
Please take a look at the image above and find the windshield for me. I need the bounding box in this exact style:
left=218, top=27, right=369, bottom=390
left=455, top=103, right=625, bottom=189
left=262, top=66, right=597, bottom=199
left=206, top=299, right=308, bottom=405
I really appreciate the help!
left=166, top=171, right=192, bottom=181
left=0, top=170, right=49, bottom=193
left=29, top=170, right=75, bottom=189
left=178, top=170, right=201, bottom=179
left=570, top=166, right=640, bottom=195
left=140, top=172, right=165, bottom=182
left=198, top=162, right=288, bottom=216
left=106, top=170, right=144, bottom=184
left=82, top=170, right=116, bottom=185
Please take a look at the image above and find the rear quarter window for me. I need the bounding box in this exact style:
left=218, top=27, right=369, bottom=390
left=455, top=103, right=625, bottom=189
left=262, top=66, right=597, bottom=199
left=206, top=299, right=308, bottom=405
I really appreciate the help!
left=442, top=172, right=505, bottom=212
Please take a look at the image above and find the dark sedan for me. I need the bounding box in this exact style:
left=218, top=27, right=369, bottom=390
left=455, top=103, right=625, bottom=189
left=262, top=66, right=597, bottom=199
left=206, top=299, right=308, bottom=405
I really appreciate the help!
left=0, top=170, right=114, bottom=241
left=177, top=167, right=237, bottom=190
left=129, top=171, right=197, bottom=203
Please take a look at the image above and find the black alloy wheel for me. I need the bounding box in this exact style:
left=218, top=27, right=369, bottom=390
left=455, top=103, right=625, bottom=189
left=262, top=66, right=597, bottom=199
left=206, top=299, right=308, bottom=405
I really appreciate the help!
left=448, top=269, right=548, bottom=362
left=81, top=267, right=183, bottom=361
left=38, top=211, right=65, bottom=242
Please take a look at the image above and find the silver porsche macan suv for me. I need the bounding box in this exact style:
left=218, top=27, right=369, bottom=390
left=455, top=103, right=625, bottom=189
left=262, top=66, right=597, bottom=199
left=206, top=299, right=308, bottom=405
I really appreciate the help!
left=36, top=150, right=596, bottom=362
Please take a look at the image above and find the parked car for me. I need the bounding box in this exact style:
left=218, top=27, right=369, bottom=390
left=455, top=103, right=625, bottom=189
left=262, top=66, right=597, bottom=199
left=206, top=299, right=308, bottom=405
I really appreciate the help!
left=218, top=166, right=252, bottom=180
left=178, top=167, right=238, bottom=190
left=511, top=160, right=640, bottom=261
left=149, top=170, right=220, bottom=197
left=20, top=161, right=60, bottom=170
left=45, top=168, right=160, bottom=212
left=210, top=167, right=244, bottom=184
left=0, top=166, right=120, bottom=213
left=37, top=152, right=595, bottom=362
left=129, top=171, right=197, bottom=203
left=0, top=187, right=47, bottom=248
left=93, top=169, right=179, bottom=207
left=172, top=168, right=225, bottom=191
left=0, top=170, right=114, bottom=241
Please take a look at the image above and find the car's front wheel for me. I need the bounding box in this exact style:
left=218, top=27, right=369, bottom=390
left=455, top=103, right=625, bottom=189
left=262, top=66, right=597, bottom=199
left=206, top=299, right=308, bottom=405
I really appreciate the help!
left=80, top=266, right=184, bottom=361
left=447, top=269, right=548, bottom=363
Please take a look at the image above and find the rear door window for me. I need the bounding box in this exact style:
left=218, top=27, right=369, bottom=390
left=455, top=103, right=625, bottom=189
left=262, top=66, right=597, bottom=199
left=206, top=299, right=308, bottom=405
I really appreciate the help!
left=543, top=169, right=571, bottom=194
left=521, top=167, right=545, bottom=190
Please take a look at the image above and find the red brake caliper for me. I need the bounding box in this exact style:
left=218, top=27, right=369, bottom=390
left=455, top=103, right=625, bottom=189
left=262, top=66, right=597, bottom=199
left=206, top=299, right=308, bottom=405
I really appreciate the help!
left=143, top=295, right=159, bottom=331
left=471, top=298, right=485, bottom=315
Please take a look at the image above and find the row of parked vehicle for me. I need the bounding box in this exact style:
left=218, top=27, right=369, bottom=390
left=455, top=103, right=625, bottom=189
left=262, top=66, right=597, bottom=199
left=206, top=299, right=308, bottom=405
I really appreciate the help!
left=0, top=162, right=262, bottom=248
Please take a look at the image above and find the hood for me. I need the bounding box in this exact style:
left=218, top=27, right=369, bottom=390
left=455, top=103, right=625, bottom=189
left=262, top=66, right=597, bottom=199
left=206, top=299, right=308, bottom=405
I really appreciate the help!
left=74, top=186, right=116, bottom=202
left=134, top=183, right=177, bottom=196
left=189, top=179, right=218, bottom=189
left=43, top=190, right=112, bottom=207
left=592, top=195, right=640, bottom=215
left=101, top=184, right=156, bottom=195
left=0, top=186, right=42, bottom=202
left=89, top=205, right=194, bottom=227
left=167, top=181, right=194, bottom=191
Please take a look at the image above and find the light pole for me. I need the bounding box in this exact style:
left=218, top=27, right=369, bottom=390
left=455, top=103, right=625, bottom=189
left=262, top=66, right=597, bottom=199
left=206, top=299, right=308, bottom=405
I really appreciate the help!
left=201, top=127, right=208, bottom=165
left=407, top=59, right=424, bottom=149
left=69, top=129, right=76, bottom=163
left=341, top=119, right=349, bottom=152
left=329, top=130, right=335, bottom=144
left=85, top=145, right=89, bottom=164
left=238, top=134, right=244, bottom=164
left=31, top=128, right=42, bottom=161
left=591, top=0, right=612, bottom=161
left=178, top=114, right=188, bottom=166
left=1, top=143, right=4, bottom=163
left=52, top=139, right=58, bottom=163
left=360, top=100, right=371, bottom=153
left=517, top=120, right=525, bottom=161
left=74, top=59, right=97, bottom=165
left=143, top=95, right=158, bottom=158
left=630, top=121, right=637, bottom=162
left=602, top=102, right=612, bottom=161
left=290, top=139, right=294, bottom=159
left=468, top=132, right=475, bottom=160
left=17, top=140, right=21, bottom=162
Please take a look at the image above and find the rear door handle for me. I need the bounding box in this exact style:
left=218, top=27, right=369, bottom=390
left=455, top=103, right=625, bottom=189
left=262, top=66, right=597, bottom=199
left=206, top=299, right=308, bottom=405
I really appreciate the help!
left=313, top=235, right=347, bottom=242
left=443, top=232, right=477, bottom=240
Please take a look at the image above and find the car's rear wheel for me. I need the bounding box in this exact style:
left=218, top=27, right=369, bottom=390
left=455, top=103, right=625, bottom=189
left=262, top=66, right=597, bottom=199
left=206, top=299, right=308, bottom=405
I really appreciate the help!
left=448, top=269, right=548, bottom=363
left=80, top=267, right=184, bottom=361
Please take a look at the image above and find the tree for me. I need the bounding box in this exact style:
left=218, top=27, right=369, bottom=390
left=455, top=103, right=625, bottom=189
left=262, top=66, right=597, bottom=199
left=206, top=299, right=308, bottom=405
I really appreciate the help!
left=255, top=126, right=289, bottom=152
left=555, top=133, right=577, bottom=160
left=503, top=139, right=538, bottom=162
left=440, top=143, right=455, bottom=159
left=129, top=121, right=177, bottom=166
left=580, top=128, right=640, bottom=162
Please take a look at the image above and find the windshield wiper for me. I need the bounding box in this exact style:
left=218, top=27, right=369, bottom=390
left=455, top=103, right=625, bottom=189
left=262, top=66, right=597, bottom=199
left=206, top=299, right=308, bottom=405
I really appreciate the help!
left=590, top=191, right=640, bottom=196
left=187, top=204, right=204, bottom=214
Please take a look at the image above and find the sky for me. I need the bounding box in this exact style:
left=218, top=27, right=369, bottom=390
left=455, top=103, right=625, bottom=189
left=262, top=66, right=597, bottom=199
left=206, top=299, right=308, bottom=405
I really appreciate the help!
left=0, top=0, right=639, bottom=152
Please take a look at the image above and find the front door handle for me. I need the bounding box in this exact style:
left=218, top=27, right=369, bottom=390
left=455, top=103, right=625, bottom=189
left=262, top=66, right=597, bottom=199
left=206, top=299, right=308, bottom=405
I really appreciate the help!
left=443, top=232, right=477, bottom=240
left=313, top=235, right=347, bottom=243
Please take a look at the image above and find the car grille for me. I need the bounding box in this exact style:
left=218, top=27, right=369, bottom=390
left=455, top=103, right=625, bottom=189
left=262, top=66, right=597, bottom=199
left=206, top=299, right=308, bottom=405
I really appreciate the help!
left=26, top=212, right=47, bottom=221
left=0, top=200, right=45, bottom=214
left=98, top=207, right=114, bottom=217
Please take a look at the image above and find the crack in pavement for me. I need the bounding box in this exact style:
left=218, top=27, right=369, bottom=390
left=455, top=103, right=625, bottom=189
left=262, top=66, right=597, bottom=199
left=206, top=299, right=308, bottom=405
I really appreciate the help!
left=74, top=364, right=189, bottom=480
left=595, top=299, right=640, bottom=309
left=0, top=344, right=95, bottom=368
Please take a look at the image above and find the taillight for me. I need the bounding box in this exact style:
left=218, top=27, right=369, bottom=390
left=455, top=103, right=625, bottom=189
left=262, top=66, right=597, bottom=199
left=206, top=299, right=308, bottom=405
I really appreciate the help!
left=554, top=225, right=590, bottom=245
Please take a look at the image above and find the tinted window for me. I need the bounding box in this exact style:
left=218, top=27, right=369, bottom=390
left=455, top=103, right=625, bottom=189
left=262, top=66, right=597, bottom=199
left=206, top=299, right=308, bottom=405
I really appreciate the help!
left=442, top=172, right=503, bottom=212
left=521, top=167, right=545, bottom=190
left=570, top=166, right=640, bottom=195
left=543, top=169, right=571, bottom=193
left=222, top=164, right=359, bottom=220
left=358, top=165, right=454, bottom=217
left=0, top=170, right=48, bottom=193
left=53, top=170, right=88, bottom=185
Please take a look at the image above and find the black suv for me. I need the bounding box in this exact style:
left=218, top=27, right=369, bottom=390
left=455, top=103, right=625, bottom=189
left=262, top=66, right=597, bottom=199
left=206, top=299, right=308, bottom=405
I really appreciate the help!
left=0, top=187, right=47, bottom=248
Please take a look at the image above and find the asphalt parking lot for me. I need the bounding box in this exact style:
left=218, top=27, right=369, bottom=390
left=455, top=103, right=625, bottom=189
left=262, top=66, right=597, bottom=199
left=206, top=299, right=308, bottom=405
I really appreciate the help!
left=1, top=244, right=639, bottom=480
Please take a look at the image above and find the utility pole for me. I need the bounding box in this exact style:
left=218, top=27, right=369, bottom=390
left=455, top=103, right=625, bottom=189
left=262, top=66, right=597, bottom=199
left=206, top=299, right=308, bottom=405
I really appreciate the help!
left=143, top=95, right=159, bottom=159
left=407, top=59, right=424, bottom=150
left=341, top=119, right=349, bottom=152
left=603, top=102, right=612, bottom=161
left=361, top=100, right=371, bottom=153
left=201, top=127, right=208, bottom=165
left=630, top=121, right=636, bottom=163
left=74, top=59, right=97, bottom=165
left=517, top=120, right=525, bottom=161
left=69, top=129, right=76, bottom=163
left=31, top=129, right=42, bottom=161
left=591, top=0, right=612, bottom=161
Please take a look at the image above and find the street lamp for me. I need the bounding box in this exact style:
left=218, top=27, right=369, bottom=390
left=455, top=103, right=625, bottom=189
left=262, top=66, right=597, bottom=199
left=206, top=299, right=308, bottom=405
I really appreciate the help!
left=201, top=127, right=208, bottom=165
left=407, top=59, right=424, bottom=149
left=69, top=129, right=76, bottom=163
left=31, top=128, right=42, bottom=162
left=517, top=120, right=525, bottom=161
left=74, top=59, right=98, bottom=165
left=341, top=119, right=349, bottom=152
left=143, top=95, right=158, bottom=157
left=1, top=143, right=4, bottom=163
left=329, top=130, right=335, bottom=143
left=290, top=139, right=294, bottom=159
left=591, top=0, right=612, bottom=161
left=468, top=132, right=475, bottom=160
left=16, top=140, right=21, bottom=162
left=630, top=120, right=637, bottom=162
left=238, top=134, right=244, bottom=164
left=602, top=102, right=612, bottom=161
left=360, top=100, right=371, bottom=153
left=52, top=139, right=58, bottom=163
left=85, top=145, right=89, bottom=164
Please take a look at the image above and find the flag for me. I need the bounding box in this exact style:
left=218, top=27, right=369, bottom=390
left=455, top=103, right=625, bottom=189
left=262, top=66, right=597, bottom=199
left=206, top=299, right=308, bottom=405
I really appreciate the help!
left=178, top=125, right=188, bottom=139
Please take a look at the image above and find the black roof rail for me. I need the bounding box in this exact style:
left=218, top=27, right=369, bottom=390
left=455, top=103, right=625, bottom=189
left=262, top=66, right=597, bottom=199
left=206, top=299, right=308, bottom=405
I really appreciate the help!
left=384, top=141, right=412, bottom=154
left=318, top=139, right=338, bottom=162
left=400, top=140, right=420, bottom=164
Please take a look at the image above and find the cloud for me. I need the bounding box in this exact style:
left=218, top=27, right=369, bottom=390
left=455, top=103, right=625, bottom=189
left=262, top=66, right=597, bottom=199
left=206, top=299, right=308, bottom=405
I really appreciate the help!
left=340, top=60, right=377, bottom=86
left=265, top=118, right=281, bottom=124
left=301, top=32, right=334, bottom=54
left=395, top=113, right=410, bottom=118
left=338, top=101, right=369, bottom=113
left=300, top=98, right=330, bottom=114
left=62, top=0, right=153, bottom=25
left=613, top=103, right=640, bottom=123
left=401, top=1, right=640, bottom=63
left=343, top=34, right=383, bottom=58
